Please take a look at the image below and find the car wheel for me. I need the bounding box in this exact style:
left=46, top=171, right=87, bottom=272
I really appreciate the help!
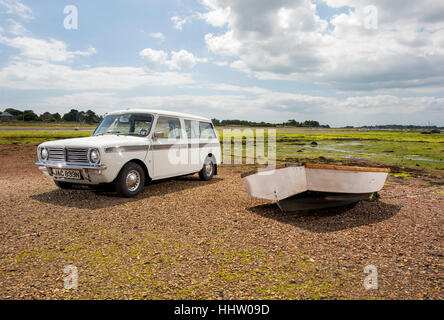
left=199, top=157, right=215, bottom=181
left=114, top=162, right=145, bottom=197
left=54, top=180, right=73, bottom=189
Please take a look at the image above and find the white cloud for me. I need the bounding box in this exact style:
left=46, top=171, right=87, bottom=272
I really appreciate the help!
left=139, top=48, right=168, bottom=68
left=0, top=60, right=194, bottom=90
left=149, top=32, right=165, bottom=41
left=205, top=31, right=240, bottom=56
left=139, top=48, right=206, bottom=71
left=36, top=92, right=122, bottom=115
left=6, top=19, right=27, bottom=35
left=199, top=6, right=230, bottom=27
left=0, top=35, right=96, bottom=62
left=0, top=0, right=33, bottom=21
left=5, top=75, right=443, bottom=126
left=171, top=16, right=188, bottom=31
left=213, top=61, right=229, bottom=67
left=200, top=0, right=444, bottom=92
left=210, top=83, right=271, bottom=95
left=123, top=91, right=444, bottom=126
left=167, top=50, right=199, bottom=70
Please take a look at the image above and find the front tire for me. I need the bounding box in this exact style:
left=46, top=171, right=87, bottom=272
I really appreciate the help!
left=54, top=181, right=73, bottom=189
left=114, top=162, right=145, bottom=197
left=199, top=158, right=215, bottom=181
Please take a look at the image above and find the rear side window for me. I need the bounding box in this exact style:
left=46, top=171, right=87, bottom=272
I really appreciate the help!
left=199, top=122, right=217, bottom=139
left=184, top=120, right=200, bottom=139
left=154, top=116, right=182, bottom=139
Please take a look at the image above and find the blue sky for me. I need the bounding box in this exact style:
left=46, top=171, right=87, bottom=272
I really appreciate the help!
left=0, top=0, right=443, bottom=126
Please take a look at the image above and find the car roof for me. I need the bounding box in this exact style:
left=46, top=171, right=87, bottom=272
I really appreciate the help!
left=107, top=109, right=211, bottom=122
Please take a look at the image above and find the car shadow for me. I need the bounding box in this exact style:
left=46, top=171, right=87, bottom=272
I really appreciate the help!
left=247, top=200, right=401, bottom=233
left=30, top=175, right=222, bottom=210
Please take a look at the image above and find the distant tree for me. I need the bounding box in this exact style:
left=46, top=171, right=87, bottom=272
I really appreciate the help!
left=285, top=119, right=300, bottom=127
left=62, top=109, right=80, bottom=122
left=40, top=112, right=53, bottom=121
left=211, top=118, right=220, bottom=126
left=84, top=109, right=100, bottom=124
left=217, top=119, right=276, bottom=127
left=78, top=111, right=86, bottom=122
left=52, top=113, right=61, bottom=120
left=23, top=110, right=39, bottom=121
left=302, top=120, right=320, bottom=127
left=4, top=108, right=23, bottom=120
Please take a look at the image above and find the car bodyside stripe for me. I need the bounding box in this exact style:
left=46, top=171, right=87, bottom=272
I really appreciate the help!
left=104, top=146, right=150, bottom=153
left=105, top=143, right=220, bottom=153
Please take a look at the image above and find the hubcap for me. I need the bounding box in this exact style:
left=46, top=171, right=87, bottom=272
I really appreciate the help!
left=204, top=162, right=213, bottom=176
left=126, top=170, right=141, bottom=192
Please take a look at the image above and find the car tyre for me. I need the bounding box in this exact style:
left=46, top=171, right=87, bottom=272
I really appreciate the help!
left=114, top=162, right=145, bottom=197
left=199, top=157, right=215, bottom=181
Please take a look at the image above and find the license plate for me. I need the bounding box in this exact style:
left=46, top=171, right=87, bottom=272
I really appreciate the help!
left=52, top=168, right=82, bottom=180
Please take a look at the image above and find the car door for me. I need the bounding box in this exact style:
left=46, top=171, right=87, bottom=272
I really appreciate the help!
left=199, top=121, right=219, bottom=164
left=184, top=119, right=202, bottom=172
left=151, top=116, right=187, bottom=179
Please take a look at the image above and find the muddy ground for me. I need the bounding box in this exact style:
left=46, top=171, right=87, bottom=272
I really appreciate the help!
left=0, top=145, right=442, bottom=299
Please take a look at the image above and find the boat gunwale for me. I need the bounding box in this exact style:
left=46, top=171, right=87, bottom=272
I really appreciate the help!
left=304, top=163, right=391, bottom=173
left=240, top=163, right=302, bottom=178
left=240, top=163, right=390, bottom=178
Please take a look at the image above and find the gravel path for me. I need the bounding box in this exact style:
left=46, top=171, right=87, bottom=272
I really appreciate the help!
left=0, top=145, right=442, bottom=299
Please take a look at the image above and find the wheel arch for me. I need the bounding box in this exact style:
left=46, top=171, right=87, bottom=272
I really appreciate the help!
left=123, top=159, right=151, bottom=183
left=206, top=153, right=218, bottom=175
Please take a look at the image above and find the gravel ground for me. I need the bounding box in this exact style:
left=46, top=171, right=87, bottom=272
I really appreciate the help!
left=0, top=145, right=443, bottom=300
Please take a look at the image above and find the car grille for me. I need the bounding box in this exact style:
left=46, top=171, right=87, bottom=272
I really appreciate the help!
left=47, top=148, right=89, bottom=164
left=66, top=148, right=89, bottom=164
left=47, top=148, right=65, bottom=162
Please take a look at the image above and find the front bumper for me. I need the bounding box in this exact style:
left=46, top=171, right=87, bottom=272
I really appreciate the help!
left=35, top=161, right=107, bottom=183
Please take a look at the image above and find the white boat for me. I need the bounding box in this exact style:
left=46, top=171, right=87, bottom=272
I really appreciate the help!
left=241, top=163, right=390, bottom=211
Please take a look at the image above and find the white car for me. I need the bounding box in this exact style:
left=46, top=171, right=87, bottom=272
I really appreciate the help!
left=36, top=109, right=222, bottom=197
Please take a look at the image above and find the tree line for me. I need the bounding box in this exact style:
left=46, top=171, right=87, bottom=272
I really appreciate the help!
left=2, top=108, right=103, bottom=124
left=211, top=118, right=330, bottom=128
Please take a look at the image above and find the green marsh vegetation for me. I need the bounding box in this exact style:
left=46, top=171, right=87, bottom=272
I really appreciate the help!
left=218, top=127, right=444, bottom=172
left=0, top=126, right=442, bottom=171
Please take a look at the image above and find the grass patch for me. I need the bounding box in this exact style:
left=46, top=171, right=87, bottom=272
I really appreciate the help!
left=0, top=130, right=92, bottom=145
left=389, top=172, right=416, bottom=179
left=1, top=127, right=443, bottom=171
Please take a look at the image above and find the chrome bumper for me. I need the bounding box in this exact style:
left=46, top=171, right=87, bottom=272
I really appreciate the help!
left=35, top=161, right=106, bottom=170
left=35, top=162, right=107, bottom=182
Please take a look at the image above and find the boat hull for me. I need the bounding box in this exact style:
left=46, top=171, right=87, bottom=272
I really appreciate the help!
left=276, top=191, right=373, bottom=212
left=241, top=163, right=389, bottom=211
left=305, top=167, right=388, bottom=194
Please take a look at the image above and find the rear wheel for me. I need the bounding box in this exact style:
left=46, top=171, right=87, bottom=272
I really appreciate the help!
left=199, top=157, right=215, bottom=181
left=54, top=181, right=73, bottom=190
left=114, top=162, right=145, bottom=197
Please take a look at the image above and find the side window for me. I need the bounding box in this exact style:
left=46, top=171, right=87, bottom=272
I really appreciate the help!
left=184, top=120, right=199, bottom=139
left=133, top=115, right=153, bottom=136
left=199, top=122, right=217, bottom=139
left=154, top=117, right=182, bottom=139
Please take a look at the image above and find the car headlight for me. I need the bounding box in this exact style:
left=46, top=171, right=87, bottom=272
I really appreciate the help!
left=89, top=148, right=100, bottom=164
left=40, top=147, right=48, bottom=161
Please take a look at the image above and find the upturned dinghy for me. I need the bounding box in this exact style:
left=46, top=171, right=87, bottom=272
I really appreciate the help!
left=241, top=163, right=390, bottom=211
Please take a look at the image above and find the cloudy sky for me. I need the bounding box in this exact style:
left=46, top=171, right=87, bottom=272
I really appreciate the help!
left=0, top=0, right=443, bottom=126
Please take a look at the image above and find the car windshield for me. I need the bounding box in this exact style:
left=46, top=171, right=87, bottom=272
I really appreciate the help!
left=93, top=113, right=154, bottom=137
